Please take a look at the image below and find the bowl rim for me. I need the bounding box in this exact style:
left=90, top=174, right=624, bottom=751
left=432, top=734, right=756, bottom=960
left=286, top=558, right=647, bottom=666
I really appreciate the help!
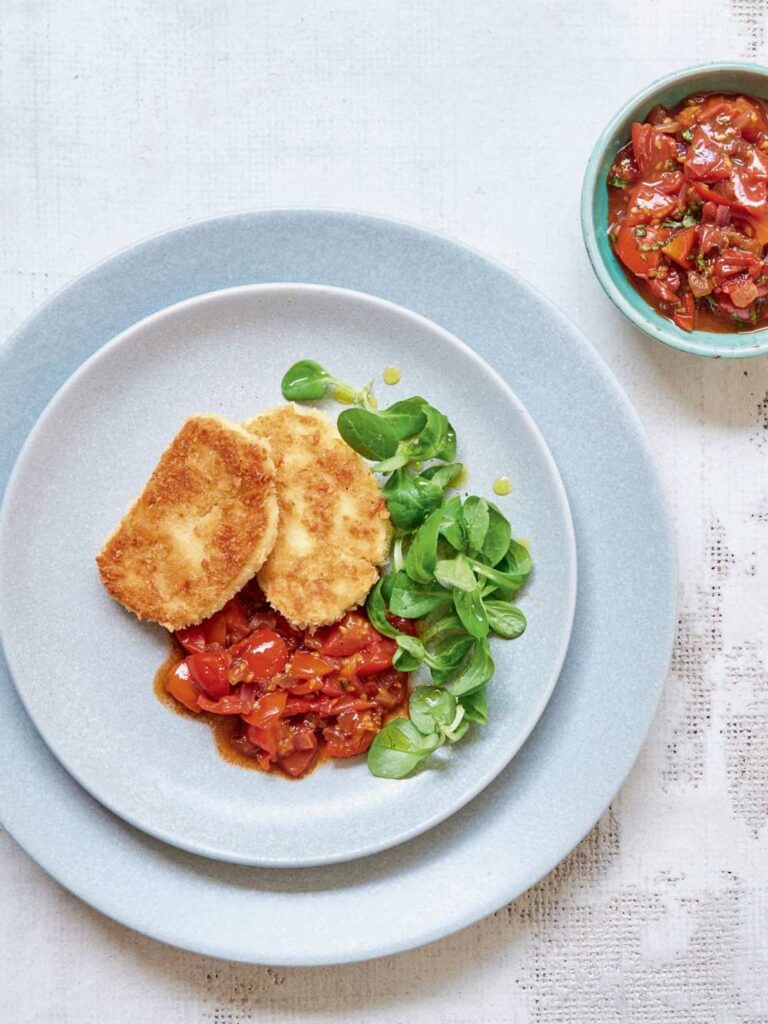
left=581, top=60, right=768, bottom=358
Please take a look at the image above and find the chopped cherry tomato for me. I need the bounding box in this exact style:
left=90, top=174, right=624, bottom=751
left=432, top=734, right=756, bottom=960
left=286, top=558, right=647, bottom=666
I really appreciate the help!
left=279, top=732, right=319, bottom=777
left=283, top=696, right=314, bottom=716
left=287, top=677, right=325, bottom=696
left=695, top=95, right=768, bottom=143
left=197, top=691, right=249, bottom=714
left=247, top=722, right=279, bottom=757
left=313, top=612, right=382, bottom=656
left=324, top=709, right=378, bottom=758
left=338, top=638, right=397, bottom=678
left=673, top=292, right=695, bottom=332
left=648, top=273, right=681, bottom=305
left=241, top=691, right=287, bottom=727
left=185, top=650, right=232, bottom=699
left=684, top=127, right=731, bottom=182
left=662, top=226, right=696, bottom=269
left=624, top=183, right=678, bottom=226
left=371, top=668, right=409, bottom=705
left=288, top=650, right=338, bottom=680
left=320, top=676, right=346, bottom=697
left=230, top=629, right=289, bottom=682
left=713, top=249, right=763, bottom=285
left=614, top=223, right=669, bottom=277
left=692, top=180, right=737, bottom=208
left=324, top=730, right=376, bottom=758
left=165, top=661, right=201, bottom=713
left=175, top=597, right=251, bottom=653
left=631, top=122, right=678, bottom=178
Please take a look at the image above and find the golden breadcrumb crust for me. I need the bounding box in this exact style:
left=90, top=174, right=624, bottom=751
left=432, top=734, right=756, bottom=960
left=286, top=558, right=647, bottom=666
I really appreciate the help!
left=96, top=414, right=279, bottom=630
left=246, top=404, right=390, bottom=629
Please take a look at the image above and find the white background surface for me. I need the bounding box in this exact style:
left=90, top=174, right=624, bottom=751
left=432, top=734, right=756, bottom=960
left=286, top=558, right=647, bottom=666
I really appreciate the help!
left=2, top=1, right=767, bottom=1020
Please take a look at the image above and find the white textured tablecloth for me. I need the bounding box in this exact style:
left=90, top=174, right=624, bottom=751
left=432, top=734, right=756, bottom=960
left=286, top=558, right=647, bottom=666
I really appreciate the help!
left=2, top=1, right=768, bottom=1019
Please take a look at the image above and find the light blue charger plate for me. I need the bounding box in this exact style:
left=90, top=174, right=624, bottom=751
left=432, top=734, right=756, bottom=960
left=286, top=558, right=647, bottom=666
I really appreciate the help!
left=0, top=211, right=676, bottom=964
left=0, top=283, right=576, bottom=867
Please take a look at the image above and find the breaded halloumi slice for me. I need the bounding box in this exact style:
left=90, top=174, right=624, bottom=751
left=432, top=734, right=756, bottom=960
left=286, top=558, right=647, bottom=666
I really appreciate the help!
left=246, top=404, right=390, bottom=629
left=96, top=414, right=279, bottom=631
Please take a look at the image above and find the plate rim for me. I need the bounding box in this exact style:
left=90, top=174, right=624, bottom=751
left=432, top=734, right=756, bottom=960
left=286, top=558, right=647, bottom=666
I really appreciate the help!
left=0, top=280, right=577, bottom=867
left=0, top=209, right=676, bottom=965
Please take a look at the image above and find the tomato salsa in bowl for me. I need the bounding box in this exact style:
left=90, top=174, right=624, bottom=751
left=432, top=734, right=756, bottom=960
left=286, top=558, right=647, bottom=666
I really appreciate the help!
left=582, top=63, right=768, bottom=357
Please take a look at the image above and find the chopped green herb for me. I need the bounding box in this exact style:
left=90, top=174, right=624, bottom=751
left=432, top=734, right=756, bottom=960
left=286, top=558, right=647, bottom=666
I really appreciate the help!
left=634, top=225, right=647, bottom=238
left=609, top=175, right=629, bottom=189
left=681, top=128, right=693, bottom=143
left=662, top=212, right=698, bottom=230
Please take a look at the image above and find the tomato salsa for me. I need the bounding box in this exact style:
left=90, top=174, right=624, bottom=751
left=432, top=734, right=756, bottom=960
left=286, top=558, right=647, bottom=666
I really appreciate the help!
left=156, top=579, right=411, bottom=778
left=608, top=92, right=768, bottom=332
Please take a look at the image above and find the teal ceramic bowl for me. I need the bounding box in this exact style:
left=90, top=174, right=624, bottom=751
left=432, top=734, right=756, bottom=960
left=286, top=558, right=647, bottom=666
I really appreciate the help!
left=581, top=62, right=768, bottom=358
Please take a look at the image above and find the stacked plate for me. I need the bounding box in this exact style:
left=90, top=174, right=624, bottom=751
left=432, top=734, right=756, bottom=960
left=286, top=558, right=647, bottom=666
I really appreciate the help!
left=0, top=211, right=676, bottom=965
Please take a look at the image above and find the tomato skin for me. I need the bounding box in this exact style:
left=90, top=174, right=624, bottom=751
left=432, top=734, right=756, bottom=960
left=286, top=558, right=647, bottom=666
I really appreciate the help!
left=324, top=708, right=378, bottom=758
left=615, top=223, right=668, bottom=277
left=624, top=183, right=679, bottom=226
left=684, top=127, right=730, bottom=182
left=175, top=597, right=251, bottom=653
left=288, top=650, right=337, bottom=680
left=338, top=639, right=397, bottom=678
left=324, top=731, right=376, bottom=758
left=695, top=95, right=768, bottom=143
left=185, top=651, right=232, bottom=699
left=673, top=292, right=695, bottom=332
left=197, top=692, right=245, bottom=714
left=165, top=662, right=201, bottom=713
left=713, top=248, right=762, bottom=286
left=283, top=696, right=314, bottom=716
left=371, top=668, right=409, bottom=708
left=279, top=733, right=319, bottom=777
left=631, top=122, right=678, bottom=178
left=230, top=629, right=289, bottom=682
left=662, top=226, right=696, bottom=269
left=356, top=640, right=397, bottom=676
left=693, top=180, right=737, bottom=208
left=314, top=612, right=382, bottom=656
left=248, top=722, right=279, bottom=757
left=241, top=691, right=287, bottom=727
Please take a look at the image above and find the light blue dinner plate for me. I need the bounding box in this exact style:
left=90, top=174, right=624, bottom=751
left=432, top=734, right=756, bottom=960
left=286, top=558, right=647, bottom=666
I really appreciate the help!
left=0, top=283, right=575, bottom=867
left=0, top=210, right=676, bottom=964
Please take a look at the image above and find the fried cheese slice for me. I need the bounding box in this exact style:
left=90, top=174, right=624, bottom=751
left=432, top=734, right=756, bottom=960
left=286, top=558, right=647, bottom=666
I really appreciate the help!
left=96, top=414, right=279, bottom=630
left=246, top=404, right=390, bottom=629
